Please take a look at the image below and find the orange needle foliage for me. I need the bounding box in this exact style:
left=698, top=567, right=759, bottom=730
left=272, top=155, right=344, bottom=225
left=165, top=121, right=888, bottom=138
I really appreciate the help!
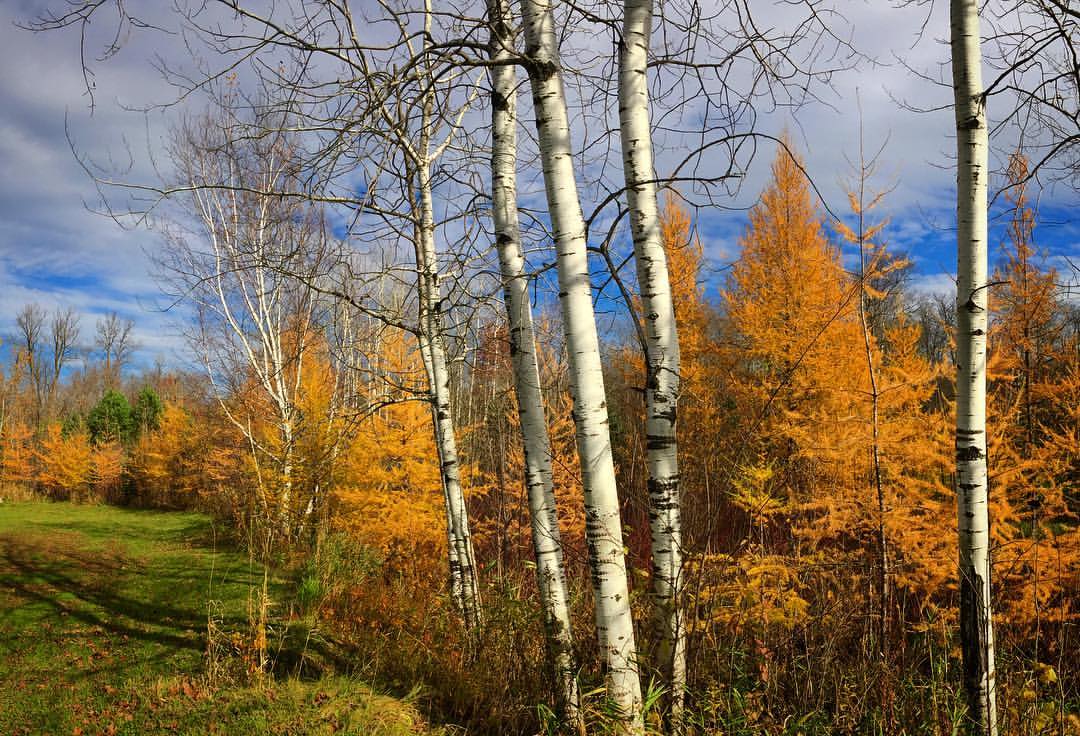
left=129, top=402, right=200, bottom=508
left=619, top=143, right=964, bottom=643
left=36, top=423, right=94, bottom=502
left=334, top=329, right=447, bottom=579
left=1, top=422, right=35, bottom=487
left=91, top=440, right=125, bottom=501
left=986, top=154, right=1079, bottom=632
left=461, top=317, right=587, bottom=579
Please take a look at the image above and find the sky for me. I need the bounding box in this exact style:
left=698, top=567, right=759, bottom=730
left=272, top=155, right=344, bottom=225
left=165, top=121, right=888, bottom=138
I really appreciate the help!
left=0, top=0, right=1076, bottom=370
left=0, top=0, right=185, bottom=367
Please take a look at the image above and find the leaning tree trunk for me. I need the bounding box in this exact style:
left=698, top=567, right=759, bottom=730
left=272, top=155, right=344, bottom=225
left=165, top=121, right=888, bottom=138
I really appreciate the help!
left=488, top=0, right=583, bottom=728
left=414, top=289, right=467, bottom=616
left=950, top=1, right=998, bottom=733
left=403, top=4, right=484, bottom=629
left=519, top=0, right=643, bottom=730
left=416, top=159, right=483, bottom=630
left=618, top=0, right=686, bottom=727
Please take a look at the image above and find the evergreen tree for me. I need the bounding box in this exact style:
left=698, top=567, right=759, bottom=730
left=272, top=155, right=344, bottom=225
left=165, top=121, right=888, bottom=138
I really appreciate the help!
left=132, top=387, right=164, bottom=437
left=87, top=390, right=133, bottom=445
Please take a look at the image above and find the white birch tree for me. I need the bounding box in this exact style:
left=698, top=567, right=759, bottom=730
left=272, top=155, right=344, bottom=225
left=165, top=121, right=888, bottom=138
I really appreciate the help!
left=414, top=149, right=484, bottom=629
left=169, top=112, right=317, bottom=543
left=519, top=0, right=643, bottom=729
left=950, top=0, right=999, bottom=732
left=488, top=0, right=582, bottom=725
left=617, top=0, right=685, bottom=726
left=397, top=0, right=485, bottom=628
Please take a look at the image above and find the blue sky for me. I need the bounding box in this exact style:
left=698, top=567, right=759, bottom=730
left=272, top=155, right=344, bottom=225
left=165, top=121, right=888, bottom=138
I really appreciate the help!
left=0, top=0, right=1076, bottom=370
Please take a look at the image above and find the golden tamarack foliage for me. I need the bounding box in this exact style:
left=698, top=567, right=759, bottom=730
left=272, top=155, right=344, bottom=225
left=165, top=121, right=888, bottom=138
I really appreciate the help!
left=607, top=146, right=1078, bottom=666
left=335, top=330, right=448, bottom=576
left=0, top=145, right=1075, bottom=733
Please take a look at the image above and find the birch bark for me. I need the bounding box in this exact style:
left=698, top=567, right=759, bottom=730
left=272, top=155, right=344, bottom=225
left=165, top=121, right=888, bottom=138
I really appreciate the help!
left=183, top=134, right=312, bottom=546
left=618, top=0, right=685, bottom=726
left=519, top=0, right=643, bottom=729
left=415, top=158, right=483, bottom=630
left=488, top=0, right=582, bottom=727
left=390, top=0, right=484, bottom=629
left=950, top=1, right=998, bottom=731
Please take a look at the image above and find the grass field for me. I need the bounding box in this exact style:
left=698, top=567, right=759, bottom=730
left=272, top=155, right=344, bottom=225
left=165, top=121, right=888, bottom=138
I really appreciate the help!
left=0, top=501, right=436, bottom=736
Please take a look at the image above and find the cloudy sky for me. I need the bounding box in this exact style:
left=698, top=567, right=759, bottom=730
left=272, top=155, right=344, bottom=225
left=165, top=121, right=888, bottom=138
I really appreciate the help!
left=0, top=0, right=186, bottom=366
left=0, top=0, right=1076, bottom=369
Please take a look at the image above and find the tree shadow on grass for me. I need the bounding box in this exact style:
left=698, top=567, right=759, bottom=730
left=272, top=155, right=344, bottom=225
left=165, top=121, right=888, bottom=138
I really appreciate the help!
left=32, top=513, right=217, bottom=549
left=0, top=536, right=208, bottom=654
left=0, top=529, right=346, bottom=686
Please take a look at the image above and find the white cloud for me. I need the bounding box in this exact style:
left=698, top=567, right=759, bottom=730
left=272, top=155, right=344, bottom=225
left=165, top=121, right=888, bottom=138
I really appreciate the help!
left=908, top=271, right=957, bottom=298
left=0, top=0, right=1074, bottom=366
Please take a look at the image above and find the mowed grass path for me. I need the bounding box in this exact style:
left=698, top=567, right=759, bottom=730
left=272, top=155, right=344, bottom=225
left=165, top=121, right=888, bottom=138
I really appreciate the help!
left=0, top=502, right=434, bottom=736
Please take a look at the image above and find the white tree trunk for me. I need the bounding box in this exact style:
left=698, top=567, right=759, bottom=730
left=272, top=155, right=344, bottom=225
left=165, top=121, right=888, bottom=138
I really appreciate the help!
left=418, top=327, right=468, bottom=617
left=519, top=0, right=643, bottom=729
left=280, top=424, right=295, bottom=537
left=488, top=0, right=583, bottom=726
left=184, top=133, right=314, bottom=548
left=416, top=160, right=483, bottom=630
left=618, top=0, right=685, bottom=727
left=396, top=3, right=484, bottom=629
left=950, top=1, right=998, bottom=732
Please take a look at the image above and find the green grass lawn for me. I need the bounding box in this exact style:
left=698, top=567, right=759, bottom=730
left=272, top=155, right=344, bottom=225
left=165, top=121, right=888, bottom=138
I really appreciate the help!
left=0, top=501, right=436, bottom=736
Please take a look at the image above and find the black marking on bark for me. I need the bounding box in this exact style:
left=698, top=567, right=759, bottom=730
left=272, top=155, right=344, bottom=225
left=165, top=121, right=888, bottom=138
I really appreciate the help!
left=956, top=445, right=983, bottom=462
left=645, top=435, right=676, bottom=452
left=958, top=115, right=983, bottom=131
left=646, top=478, right=680, bottom=509
left=530, top=59, right=558, bottom=82
left=645, top=369, right=659, bottom=391
left=959, top=565, right=991, bottom=730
